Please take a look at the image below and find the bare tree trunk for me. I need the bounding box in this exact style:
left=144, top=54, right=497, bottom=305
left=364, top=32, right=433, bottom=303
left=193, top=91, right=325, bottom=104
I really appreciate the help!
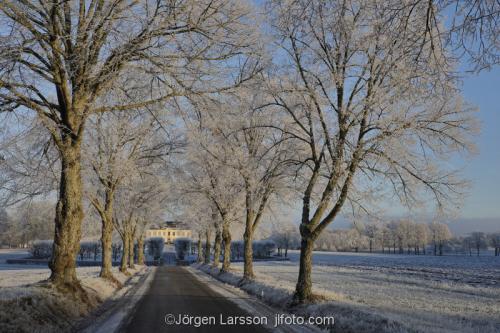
left=128, top=233, right=135, bottom=269
left=243, top=224, right=255, bottom=280
left=100, top=218, right=113, bottom=279
left=213, top=228, right=221, bottom=268
left=49, top=144, right=84, bottom=288
left=204, top=229, right=211, bottom=264
left=137, top=235, right=145, bottom=265
left=221, top=223, right=231, bottom=273
left=197, top=232, right=203, bottom=263
left=293, top=236, right=315, bottom=303
left=120, top=231, right=129, bottom=273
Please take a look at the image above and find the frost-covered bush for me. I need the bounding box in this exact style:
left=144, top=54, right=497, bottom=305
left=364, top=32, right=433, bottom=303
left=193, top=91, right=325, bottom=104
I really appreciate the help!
left=146, top=237, right=164, bottom=260
left=30, top=240, right=53, bottom=259
left=253, top=240, right=276, bottom=258
left=175, top=238, right=191, bottom=260
left=231, top=241, right=244, bottom=260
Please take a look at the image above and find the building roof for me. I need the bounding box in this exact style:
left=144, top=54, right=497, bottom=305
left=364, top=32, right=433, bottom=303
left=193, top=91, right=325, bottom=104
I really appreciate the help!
left=149, top=220, right=191, bottom=230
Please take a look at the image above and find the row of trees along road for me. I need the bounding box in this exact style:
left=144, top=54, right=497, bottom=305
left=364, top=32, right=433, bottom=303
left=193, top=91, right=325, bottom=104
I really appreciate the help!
left=0, top=0, right=261, bottom=293
left=1, top=0, right=499, bottom=304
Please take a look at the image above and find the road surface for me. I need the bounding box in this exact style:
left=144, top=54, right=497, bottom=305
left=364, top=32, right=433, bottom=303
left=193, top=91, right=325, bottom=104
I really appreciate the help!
left=121, top=265, right=271, bottom=332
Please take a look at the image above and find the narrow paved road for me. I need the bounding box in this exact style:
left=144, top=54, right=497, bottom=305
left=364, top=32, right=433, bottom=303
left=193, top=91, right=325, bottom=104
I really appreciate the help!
left=122, top=266, right=271, bottom=332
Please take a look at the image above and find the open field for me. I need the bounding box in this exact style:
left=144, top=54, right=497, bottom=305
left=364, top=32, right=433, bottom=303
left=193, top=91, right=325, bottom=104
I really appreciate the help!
left=226, top=251, right=500, bottom=333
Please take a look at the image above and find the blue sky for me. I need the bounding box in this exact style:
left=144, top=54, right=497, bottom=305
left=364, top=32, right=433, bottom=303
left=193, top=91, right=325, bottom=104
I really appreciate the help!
left=459, top=68, right=500, bottom=218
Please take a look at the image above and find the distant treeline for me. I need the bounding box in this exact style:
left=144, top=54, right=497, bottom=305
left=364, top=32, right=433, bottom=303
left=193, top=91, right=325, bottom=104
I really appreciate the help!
left=313, top=221, right=500, bottom=256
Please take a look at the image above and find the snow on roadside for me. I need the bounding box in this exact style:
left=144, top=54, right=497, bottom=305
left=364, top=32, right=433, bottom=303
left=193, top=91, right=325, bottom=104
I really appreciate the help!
left=0, top=265, right=149, bottom=333
left=194, top=263, right=409, bottom=333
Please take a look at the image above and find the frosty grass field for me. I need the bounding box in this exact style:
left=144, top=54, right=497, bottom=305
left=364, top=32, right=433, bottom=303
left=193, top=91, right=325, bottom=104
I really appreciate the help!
left=227, top=250, right=500, bottom=333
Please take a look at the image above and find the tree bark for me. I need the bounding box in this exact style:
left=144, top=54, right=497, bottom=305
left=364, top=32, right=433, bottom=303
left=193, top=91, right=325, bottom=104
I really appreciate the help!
left=204, top=229, right=212, bottom=264
left=137, top=235, right=145, bottom=265
left=99, top=199, right=114, bottom=279
left=293, top=236, right=315, bottom=303
left=128, top=233, right=135, bottom=269
left=49, top=143, right=84, bottom=288
left=243, top=224, right=255, bottom=280
left=213, top=228, right=221, bottom=268
left=197, top=233, right=203, bottom=263
left=221, top=222, right=231, bottom=273
left=120, top=231, right=129, bottom=273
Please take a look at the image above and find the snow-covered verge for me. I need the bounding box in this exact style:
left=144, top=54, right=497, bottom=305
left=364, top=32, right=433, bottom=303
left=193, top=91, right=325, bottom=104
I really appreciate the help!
left=194, top=263, right=410, bottom=333
left=0, top=263, right=149, bottom=333
left=194, top=254, right=500, bottom=333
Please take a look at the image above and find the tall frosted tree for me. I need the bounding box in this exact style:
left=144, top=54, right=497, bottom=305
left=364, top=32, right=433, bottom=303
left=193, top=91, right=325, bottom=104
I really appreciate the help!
left=84, top=107, right=179, bottom=280
left=268, top=0, right=477, bottom=303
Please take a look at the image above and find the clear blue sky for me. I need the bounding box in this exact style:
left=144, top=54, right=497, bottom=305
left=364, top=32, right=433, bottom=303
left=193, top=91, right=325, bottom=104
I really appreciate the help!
left=459, top=68, right=500, bottom=218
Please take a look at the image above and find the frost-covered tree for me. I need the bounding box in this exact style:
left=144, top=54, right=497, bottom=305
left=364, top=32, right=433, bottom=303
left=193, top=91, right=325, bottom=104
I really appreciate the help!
left=429, top=222, right=452, bottom=256
left=469, top=232, right=488, bottom=256
left=271, top=223, right=300, bottom=257
left=189, top=86, right=295, bottom=279
left=182, top=121, right=244, bottom=272
left=490, top=233, right=500, bottom=257
left=113, top=172, right=167, bottom=273
left=84, top=107, right=178, bottom=280
left=1, top=201, right=55, bottom=247
left=0, top=0, right=259, bottom=289
left=414, top=0, right=500, bottom=72
left=0, top=115, right=59, bottom=208
left=363, top=223, right=381, bottom=253
left=414, top=223, right=430, bottom=255
left=268, top=0, right=477, bottom=303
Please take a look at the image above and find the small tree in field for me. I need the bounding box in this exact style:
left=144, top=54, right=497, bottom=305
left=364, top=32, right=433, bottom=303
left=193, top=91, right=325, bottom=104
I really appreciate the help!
left=415, top=223, right=430, bottom=255
left=470, top=232, right=488, bottom=256
left=430, top=222, right=452, bottom=256
left=490, top=233, right=500, bottom=256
